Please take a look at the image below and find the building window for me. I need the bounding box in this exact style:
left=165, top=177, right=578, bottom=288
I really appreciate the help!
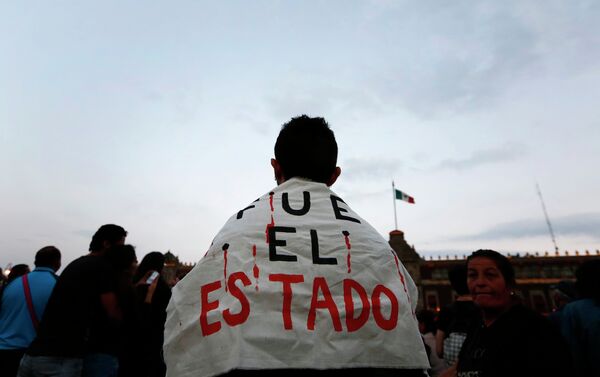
left=432, top=268, right=447, bottom=280
left=425, top=290, right=439, bottom=312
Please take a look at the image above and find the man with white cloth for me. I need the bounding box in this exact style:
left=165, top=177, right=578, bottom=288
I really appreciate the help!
left=164, top=115, right=429, bottom=377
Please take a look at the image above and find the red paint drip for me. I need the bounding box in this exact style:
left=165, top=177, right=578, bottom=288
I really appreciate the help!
left=393, top=254, right=408, bottom=293
left=265, top=215, right=275, bottom=243
left=265, top=192, right=275, bottom=243
left=343, top=232, right=352, bottom=273
left=223, top=246, right=229, bottom=292
left=346, top=253, right=351, bottom=274
left=252, top=244, right=259, bottom=291
left=392, top=253, right=412, bottom=313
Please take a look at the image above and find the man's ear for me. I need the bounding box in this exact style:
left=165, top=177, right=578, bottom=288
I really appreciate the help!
left=271, top=158, right=285, bottom=185
left=326, top=166, right=341, bottom=187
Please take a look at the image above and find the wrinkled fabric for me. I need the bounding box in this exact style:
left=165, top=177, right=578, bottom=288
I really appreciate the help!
left=164, top=178, right=429, bottom=377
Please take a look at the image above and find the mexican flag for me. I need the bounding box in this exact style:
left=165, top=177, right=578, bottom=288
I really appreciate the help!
left=395, top=189, right=415, bottom=204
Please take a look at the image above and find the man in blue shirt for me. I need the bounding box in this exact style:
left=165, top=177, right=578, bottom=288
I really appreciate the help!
left=0, top=246, right=61, bottom=377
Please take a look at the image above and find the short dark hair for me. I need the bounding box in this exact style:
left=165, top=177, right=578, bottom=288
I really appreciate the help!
left=274, top=115, right=338, bottom=184
left=448, top=264, right=469, bottom=295
left=89, top=224, right=127, bottom=252
left=34, top=246, right=61, bottom=269
left=467, top=249, right=516, bottom=287
left=575, top=259, right=600, bottom=302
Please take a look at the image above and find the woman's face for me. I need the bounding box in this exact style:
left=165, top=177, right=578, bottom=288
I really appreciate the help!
left=467, top=257, right=512, bottom=312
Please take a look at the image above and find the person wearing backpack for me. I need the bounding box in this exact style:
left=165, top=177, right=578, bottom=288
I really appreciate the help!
left=0, top=246, right=61, bottom=377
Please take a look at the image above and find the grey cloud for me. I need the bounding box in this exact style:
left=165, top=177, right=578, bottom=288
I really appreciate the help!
left=73, top=229, right=94, bottom=239
left=264, top=79, right=384, bottom=125
left=342, top=157, right=403, bottom=181
left=458, top=212, right=600, bottom=241
left=265, top=87, right=337, bottom=122
left=433, top=143, right=526, bottom=171
left=370, top=3, right=538, bottom=115
left=362, top=1, right=600, bottom=117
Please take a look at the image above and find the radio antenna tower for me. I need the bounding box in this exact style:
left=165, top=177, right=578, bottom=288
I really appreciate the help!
left=535, top=183, right=559, bottom=253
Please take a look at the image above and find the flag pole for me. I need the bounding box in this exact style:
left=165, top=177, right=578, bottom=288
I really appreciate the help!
left=392, top=181, right=398, bottom=230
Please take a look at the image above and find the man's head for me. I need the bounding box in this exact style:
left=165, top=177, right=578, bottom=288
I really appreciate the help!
left=272, top=115, right=341, bottom=186
left=89, top=224, right=127, bottom=254
left=34, top=246, right=61, bottom=272
left=104, top=244, right=138, bottom=277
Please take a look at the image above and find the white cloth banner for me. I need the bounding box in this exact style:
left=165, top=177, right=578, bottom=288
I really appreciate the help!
left=164, top=178, right=430, bottom=377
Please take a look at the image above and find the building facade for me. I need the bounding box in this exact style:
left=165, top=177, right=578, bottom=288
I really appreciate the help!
left=388, top=230, right=600, bottom=314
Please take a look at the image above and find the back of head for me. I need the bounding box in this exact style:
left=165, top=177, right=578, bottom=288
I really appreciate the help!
left=34, top=246, right=61, bottom=271
left=274, top=115, right=338, bottom=184
left=7, top=264, right=30, bottom=283
left=575, top=259, right=600, bottom=302
left=104, top=244, right=137, bottom=272
left=89, top=224, right=127, bottom=252
left=448, top=264, right=469, bottom=295
left=467, top=249, right=516, bottom=288
left=134, top=251, right=166, bottom=281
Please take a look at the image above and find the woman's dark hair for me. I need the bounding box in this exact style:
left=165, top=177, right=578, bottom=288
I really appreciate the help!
left=7, top=264, right=30, bottom=284
left=467, top=249, right=516, bottom=287
left=133, top=252, right=166, bottom=282
left=274, top=115, right=338, bottom=184
left=575, top=259, right=600, bottom=302
left=104, top=244, right=137, bottom=272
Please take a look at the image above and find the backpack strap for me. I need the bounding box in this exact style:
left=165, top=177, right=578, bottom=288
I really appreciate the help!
left=21, top=275, right=40, bottom=329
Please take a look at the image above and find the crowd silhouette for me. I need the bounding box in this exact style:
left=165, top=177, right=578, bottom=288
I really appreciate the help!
left=4, top=234, right=597, bottom=377
left=1, top=225, right=171, bottom=377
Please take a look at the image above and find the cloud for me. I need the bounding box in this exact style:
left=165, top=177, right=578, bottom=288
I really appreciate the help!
left=360, top=1, right=600, bottom=118
left=265, top=83, right=384, bottom=124
left=457, top=212, right=600, bottom=241
left=364, top=2, right=541, bottom=116
left=342, top=157, right=403, bottom=181
left=72, top=230, right=94, bottom=239
left=433, top=143, right=526, bottom=171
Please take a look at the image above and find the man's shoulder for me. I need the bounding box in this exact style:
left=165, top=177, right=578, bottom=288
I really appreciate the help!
left=1, top=278, right=25, bottom=298
left=59, top=255, right=112, bottom=282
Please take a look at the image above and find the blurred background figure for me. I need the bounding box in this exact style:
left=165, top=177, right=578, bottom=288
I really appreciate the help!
left=82, top=243, right=138, bottom=377
left=436, top=264, right=480, bottom=368
left=6, top=264, right=31, bottom=285
left=547, top=280, right=577, bottom=327
left=558, top=260, right=600, bottom=377
left=119, top=252, right=171, bottom=377
left=0, top=247, right=61, bottom=377
left=417, top=309, right=445, bottom=377
left=552, top=280, right=577, bottom=311
left=448, top=249, right=571, bottom=377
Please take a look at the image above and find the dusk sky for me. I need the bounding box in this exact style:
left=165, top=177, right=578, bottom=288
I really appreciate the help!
left=2, top=1, right=599, bottom=270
